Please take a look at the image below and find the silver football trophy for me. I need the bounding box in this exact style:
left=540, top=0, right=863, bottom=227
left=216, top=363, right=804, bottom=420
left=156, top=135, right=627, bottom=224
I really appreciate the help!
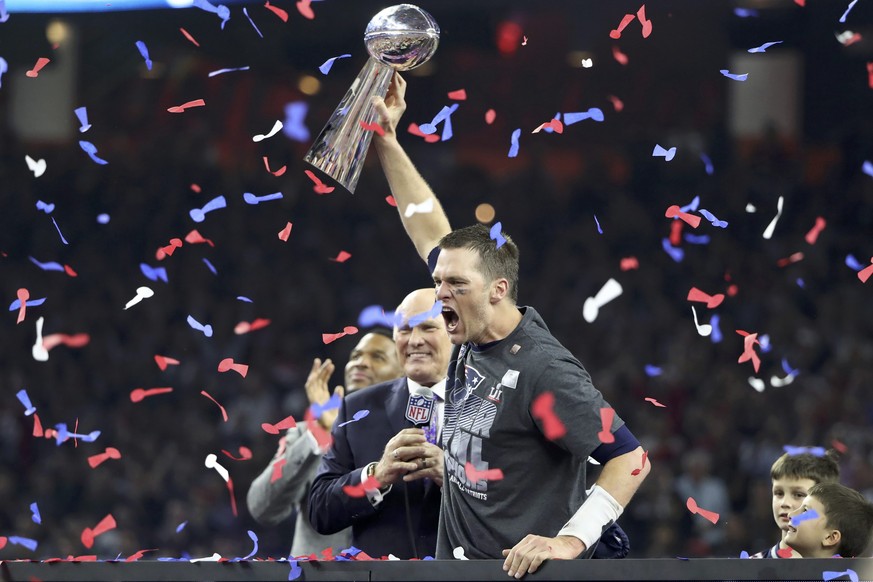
left=304, top=4, right=440, bottom=193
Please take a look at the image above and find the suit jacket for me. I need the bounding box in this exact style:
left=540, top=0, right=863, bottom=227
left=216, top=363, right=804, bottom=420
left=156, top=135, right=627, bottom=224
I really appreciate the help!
left=309, top=377, right=441, bottom=559
left=246, top=425, right=351, bottom=557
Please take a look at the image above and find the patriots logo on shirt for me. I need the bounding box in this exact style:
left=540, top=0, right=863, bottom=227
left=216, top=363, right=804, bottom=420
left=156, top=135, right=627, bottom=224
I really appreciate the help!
left=465, top=365, right=485, bottom=394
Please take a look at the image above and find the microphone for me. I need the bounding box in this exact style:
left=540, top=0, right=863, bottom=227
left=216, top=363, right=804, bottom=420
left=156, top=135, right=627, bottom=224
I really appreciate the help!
left=405, top=384, right=435, bottom=427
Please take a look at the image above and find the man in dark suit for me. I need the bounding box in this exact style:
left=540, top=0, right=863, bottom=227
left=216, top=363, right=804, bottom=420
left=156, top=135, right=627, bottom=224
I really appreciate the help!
left=309, top=288, right=451, bottom=559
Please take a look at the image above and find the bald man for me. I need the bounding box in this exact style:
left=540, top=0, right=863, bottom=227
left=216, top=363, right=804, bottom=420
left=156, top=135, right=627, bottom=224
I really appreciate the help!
left=309, top=289, right=452, bottom=558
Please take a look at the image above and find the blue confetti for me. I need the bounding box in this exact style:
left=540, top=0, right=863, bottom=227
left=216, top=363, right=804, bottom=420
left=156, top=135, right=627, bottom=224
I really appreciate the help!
left=9, top=296, right=46, bottom=311
left=29, top=257, right=65, bottom=272
left=176, top=521, right=188, bottom=533
left=684, top=234, right=711, bottom=245
left=30, top=501, right=41, bottom=524
left=337, top=409, right=370, bottom=427
left=782, top=358, right=799, bottom=376
left=783, top=445, right=826, bottom=457
left=0, top=56, right=7, bottom=87
left=734, top=7, right=759, bottom=17
left=0, top=0, right=8, bottom=22
left=564, top=107, right=604, bottom=124
left=187, top=315, right=213, bottom=337
left=288, top=559, right=302, bottom=581
left=310, top=392, right=342, bottom=419
left=202, top=258, right=218, bottom=275
left=318, top=54, right=351, bottom=75
left=720, top=69, right=748, bottom=81
left=739, top=551, right=750, bottom=559
left=541, top=112, right=560, bottom=133
left=74, top=106, right=91, bottom=132
left=824, top=569, right=858, bottom=582
left=243, top=191, right=284, bottom=205
left=700, top=153, right=714, bottom=175
left=490, top=221, right=506, bottom=249
left=208, top=66, right=250, bottom=77
left=283, top=101, right=310, bottom=142
left=192, top=0, right=230, bottom=29
left=35, top=200, right=55, bottom=214
left=51, top=217, right=69, bottom=245
left=358, top=305, right=396, bottom=328
left=862, top=160, right=873, bottom=178
left=748, top=41, right=783, bottom=53
left=699, top=208, right=728, bottom=228
left=407, top=300, right=443, bottom=327
left=652, top=144, right=676, bottom=161
left=759, top=334, right=772, bottom=353
left=189, top=195, right=227, bottom=223
left=79, top=140, right=108, bottom=165
left=845, top=254, right=864, bottom=271
left=661, top=238, right=684, bottom=262
left=16, top=389, right=36, bottom=415
left=680, top=196, right=700, bottom=213
left=97, top=213, right=110, bottom=224
left=242, top=7, right=263, bottom=38
left=796, top=278, right=805, bottom=288
left=709, top=314, right=723, bottom=343
left=790, top=508, right=819, bottom=527
left=237, top=296, right=254, bottom=303
left=140, top=263, right=169, bottom=283
left=238, top=530, right=259, bottom=560
left=644, top=365, right=662, bottom=377
left=53, top=423, right=101, bottom=446
left=594, top=215, right=603, bottom=234
left=419, top=104, right=459, bottom=141
left=340, top=546, right=362, bottom=557
left=839, top=0, right=859, bottom=23
left=508, top=128, right=521, bottom=157
left=8, top=536, right=38, bottom=551
left=135, top=40, right=152, bottom=70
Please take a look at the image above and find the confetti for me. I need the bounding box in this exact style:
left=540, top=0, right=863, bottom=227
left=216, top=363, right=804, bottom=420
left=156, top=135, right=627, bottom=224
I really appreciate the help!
left=776, top=547, right=795, bottom=558
left=608, top=95, right=624, bottom=112
left=489, top=221, right=506, bottom=249
left=644, top=397, right=666, bottom=408
left=278, top=222, right=293, bottom=241
left=681, top=195, right=700, bottom=213
left=29, top=502, right=41, bottom=524
left=407, top=300, right=443, bottom=327
left=687, top=287, right=724, bottom=308
left=762, top=195, right=784, bottom=239
left=140, top=263, right=168, bottom=283
left=665, top=205, right=701, bottom=227
left=184, top=229, right=214, bottom=246
left=783, top=445, right=826, bottom=457
left=342, top=475, right=382, bottom=498
left=221, top=447, right=253, bottom=461
left=124, top=286, right=154, bottom=310
left=29, top=256, right=65, bottom=273
left=79, top=140, right=108, bottom=164
left=0, top=57, right=6, bottom=88
left=244, top=191, right=284, bottom=205
left=318, top=54, right=351, bottom=75
left=508, top=128, right=521, bottom=157
left=612, top=45, right=628, bottom=65
left=283, top=101, right=310, bottom=142
left=296, top=0, right=315, bottom=20
left=684, top=234, right=711, bottom=245
left=97, top=213, right=110, bottom=223
left=87, top=447, right=121, bottom=469
left=408, top=123, right=441, bottom=143
left=218, top=358, right=249, bottom=378
left=700, top=153, right=714, bottom=175
left=532, top=118, right=563, bottom=134
left=51, top=216, right=69, bottom=245
left=53, top=422, right=100, bottom=446
left=835, top=30, right=862, bottom=46
left=357, top=305, right=396, bottom=328
left=839, top=0, right=859, bottom=23
left=531, top=392, right=566, bottom=440
left=310, top=392, right=342, bottom=419
left=337, top=409, right=370, bottom=427
left=565, top=108, right=605, bottom=125
left=609, top=13, right=635, bottom=39
left=699, top=209, right=728, bottom=228
left=484, top=109, right=496, bottom=124
left=269, top=458, right=286, bottom=483
left=192, top=0, right=230, bottom=29
left=189, top=195, right=226, bottom=222
left=631, top=450, right=649, bottom=476
left=187, top=315, right=213, bottom=337
left=322, top=325, right=358, bottom=344
left=7, top=536, right=38, bottom=552
left=304, top=169, right=335, bottom=194
left=720, top=69, right=748, bottom=81
left=804, top=217, right=826, bottom=244
left=264, top=1, right=288, bottom=22
left=180, top=27, right=200, bottom=46
left=329, top=250, right=352, bottom=263
left=686, top=497, right=719, bottom=524
left=359, top=120, right=386, bottom=136
left=748, top=41, right=783, bottom=53
left=234, top=318, right=271, bottom=334
left=637, top=4, right=652, bottom=38
left=644, top=365, right=662, bottom=377
left=42, top=333, right=90, bottom=352
left=16, top=389, right=36, bottom=416
left=204, top=454, right=237, bottom=515
left=598, top=408, right=615, bottom=443
left=652, top=144, right=677, bottom=161
left=583, top=278, right=623, bottom=323
left=238, top=530, right=259, bottom=561
left=691, top=306, right=712, bottom=337
left=208, top=66, right=250, bottom=77
left=737, top=330, right=762, bottom=373
left=464, top=462, right=504, bottom=482
left=201, top=390, right=229, bottom=422
left=26, top=155, right=47, bottom=177
left=263, top=156, right=287, bottom=176
left=154, top=354, right=180, bottom=371
left=620, top=257, right=639, bottom=271
left=158, top=237, right=183, bottom=258
left=167, top=99, right=206, bottom=113
left=776, top=252, right=804, bottom=267
left=261, top=415, right=297, bottom=434
left=419, top=104, right=459, bottom=141
left=863, top=160, right=873, bottom=177
left=25, top=57, right=50, bottom=77
left=860, top=260, right=873, bottom=283
left=823, top=570, right=859, bottom=582
left=289, top=559, right=303, bottom=580
left=130, top=387, right=173, bottom=403
left=404, top=198, right=435, bottom=218
left=242, top=7, right=264, bottom=37
left=790, top=508, right=819, bottom=527
left=447, top=88, right=467, bottom=100
left=32, top=317, right=48, bottom=362
left=253, top=120, right=283, bottom=142
left=135, top=40, right=152, bottom=70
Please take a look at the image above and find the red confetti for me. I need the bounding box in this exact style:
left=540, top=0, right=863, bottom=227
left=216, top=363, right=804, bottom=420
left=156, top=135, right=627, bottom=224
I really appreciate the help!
left=296, top=0, right=314, bottom=20
left=631, top=450, right=648, bottom=476
left=16, top=288, right=29, bottom=324
left=736, top=330, right=762, bottom=373
left=342, top=476, right=382, bottom=498
left=262, top=415, right=297, bottom=435
left=776, top=252, right=804, bottom=267
left=793, top=0, right=805, bottom=5
left=263, top=156, right=287, bottom=177
left=304, top=169, right=335, bottom=194
left=687, top=287, right=724, bottom=309
left=644, top=397, right=666, bottom=408
left=832, top=439, right=848, bottom=454
left=26, top=57, right=51, bottom=78
left=130, top=387, right=173, bottom=403
left=686, top=497, right=719, bottom=524
left=777, top=547, right=795, bottom=558
left=859, top=260, right=873, bottom=283
left=264, top=0, right=289, bottom=21
left=185, top=229, right=214, bottom=246
left=385, top=195, right=397, bottom=207
left=329, top=250, right=352, bottom=263
left=64, top=264, right=78, bottom=277
left=665, top=205, right=701, bottom=228
left=154, top=354, right=180, bottom=371
left=464, top=461, right=505, bottom=482
left=167, top=99, right=206, bottom=113
left=278, top=222, right=293, bottom=242
left=42, top=333, right=90, bottom=351
left=87, top=447, right=122, bottom=469
left=609, top=13, right=635, bottom=39
left=533, top=118, right=563, bottom=134
left=32, top=413, right=43, bottom=437
left=804, top=217, right=826, bottom=245
left=227, top=478, right=239, bottom=517
left=867, top=62, right=873, bottom=89
left=598, top=408, right=616, bottom=443
left=447, top=89, right=467, bottom=100
left=234, top=318, right=272, bottom=335
left=620, top=257, right=639, bottom=271
left=0, top=538, right=6, bottom=550
left=407, top=123, right=441, bottom=143
left=218, top=357, right=249, bottom=378
left=637, top=4, right=652, bottom=38
left=530, top=392, right=566, bottom=440
left=322, top=325, right=358, bottom=344
left=359, top=120, right=385, bottom=136
left=125, top=549, right=157, bottom=562
left=484, top=109, right=496, bottom=125
left=608, top=95, right=624, bottom=112
left=611, top=45, right=629, bottom=65
left=81, top=514, right=116, bottom=549
left=305, top=409, right=332, bottom=449
left=190, top=183, right=202, bottom=193
left=221, top=447, right=253, bottom=461
left=180, top=27, right=200, bottom=47
left=269, top=458, right=287, bottom=483
left=201, top=390, right=229, bottom=422
left=158, top=237, right=183, bottom=259
left=669, top=220, right=683, bottom=246
left=726, top=284, right=739, bottom=297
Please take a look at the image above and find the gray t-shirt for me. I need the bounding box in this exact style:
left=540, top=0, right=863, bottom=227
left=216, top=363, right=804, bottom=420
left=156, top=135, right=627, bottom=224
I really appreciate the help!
left=436, top=306, right=623, bottom=559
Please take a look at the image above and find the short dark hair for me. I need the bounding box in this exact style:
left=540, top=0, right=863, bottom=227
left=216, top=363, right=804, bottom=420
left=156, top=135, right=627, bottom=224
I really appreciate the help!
left=438, top=224, right=520, bottom=302
left=770, top=450, right=840, bottom=484
left=364, top=327, right=395, bottom=341
left=808, top=482, right=873, bottom=557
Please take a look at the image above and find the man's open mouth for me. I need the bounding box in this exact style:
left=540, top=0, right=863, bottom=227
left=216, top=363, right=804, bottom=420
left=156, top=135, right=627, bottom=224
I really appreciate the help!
left=442, top=306, right=459, bottom=332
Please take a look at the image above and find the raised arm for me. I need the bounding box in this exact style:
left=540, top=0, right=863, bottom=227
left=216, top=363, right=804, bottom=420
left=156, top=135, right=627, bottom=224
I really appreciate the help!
left=373, top=73, right=451, bottom=262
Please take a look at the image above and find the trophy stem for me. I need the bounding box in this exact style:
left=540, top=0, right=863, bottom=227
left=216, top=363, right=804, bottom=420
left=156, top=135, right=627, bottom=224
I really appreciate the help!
left=304, top=58, right=394, bottom=194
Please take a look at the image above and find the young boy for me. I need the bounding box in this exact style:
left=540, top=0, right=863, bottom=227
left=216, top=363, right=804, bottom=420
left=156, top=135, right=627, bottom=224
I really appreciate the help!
left=783, top=482, right=873, bottom=558
left=751, top=450, right=840, bottom=558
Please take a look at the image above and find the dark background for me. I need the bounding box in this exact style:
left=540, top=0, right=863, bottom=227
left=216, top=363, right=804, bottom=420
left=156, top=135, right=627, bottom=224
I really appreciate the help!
left=0, top=0, right=872, bottom=560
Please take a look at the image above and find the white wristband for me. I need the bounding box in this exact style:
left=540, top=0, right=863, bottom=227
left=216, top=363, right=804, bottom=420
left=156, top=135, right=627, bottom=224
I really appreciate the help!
left=557, top=484, right=624, bottom=550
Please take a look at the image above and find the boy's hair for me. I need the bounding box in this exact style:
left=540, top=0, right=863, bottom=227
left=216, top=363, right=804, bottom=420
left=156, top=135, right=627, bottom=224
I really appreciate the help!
left=809, top=482, right=873, bottom=557
left=770, top=450, right=840, bottom=484
left=439, top=224, right=520, bottom=303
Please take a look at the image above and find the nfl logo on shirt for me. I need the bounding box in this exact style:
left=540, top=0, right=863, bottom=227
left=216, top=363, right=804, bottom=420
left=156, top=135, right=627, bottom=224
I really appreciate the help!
left=405, top=394, right=434, bottom=425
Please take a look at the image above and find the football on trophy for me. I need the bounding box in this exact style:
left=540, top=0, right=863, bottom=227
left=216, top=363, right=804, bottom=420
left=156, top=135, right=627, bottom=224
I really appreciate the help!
left=364, top=4, right=440, bottom=71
